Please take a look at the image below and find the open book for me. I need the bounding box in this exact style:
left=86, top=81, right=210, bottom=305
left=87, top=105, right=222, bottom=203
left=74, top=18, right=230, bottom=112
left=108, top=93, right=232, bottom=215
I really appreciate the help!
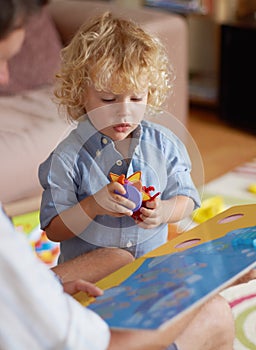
left=75, top=204, right=256, bottom=330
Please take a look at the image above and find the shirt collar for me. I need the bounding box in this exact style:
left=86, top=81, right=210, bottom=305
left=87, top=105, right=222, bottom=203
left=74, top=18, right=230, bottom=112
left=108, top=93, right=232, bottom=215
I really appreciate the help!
left=76, top=116, right=142, bottom=156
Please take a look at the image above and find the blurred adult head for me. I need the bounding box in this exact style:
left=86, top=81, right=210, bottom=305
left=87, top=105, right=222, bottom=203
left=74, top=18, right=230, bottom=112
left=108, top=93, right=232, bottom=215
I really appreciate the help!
left=0, top=0, right=46, bottom=85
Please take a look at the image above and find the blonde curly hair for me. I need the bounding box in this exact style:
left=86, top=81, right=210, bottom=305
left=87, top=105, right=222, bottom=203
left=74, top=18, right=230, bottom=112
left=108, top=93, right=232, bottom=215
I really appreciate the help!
left=55, top=12, right=174, bottom=121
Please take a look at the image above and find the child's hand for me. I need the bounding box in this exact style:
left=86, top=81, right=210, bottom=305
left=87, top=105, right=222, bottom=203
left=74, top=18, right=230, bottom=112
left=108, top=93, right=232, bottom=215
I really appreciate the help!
left=136, top=198, right=164, bottom=229
left=93, top=182, right=136, bottom=217
left=136, top=196, right=195, bottom=228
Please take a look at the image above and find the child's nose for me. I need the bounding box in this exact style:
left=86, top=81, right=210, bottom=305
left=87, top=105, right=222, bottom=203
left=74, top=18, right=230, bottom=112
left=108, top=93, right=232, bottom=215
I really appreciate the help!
left=117, top=101, right=130, bottom=116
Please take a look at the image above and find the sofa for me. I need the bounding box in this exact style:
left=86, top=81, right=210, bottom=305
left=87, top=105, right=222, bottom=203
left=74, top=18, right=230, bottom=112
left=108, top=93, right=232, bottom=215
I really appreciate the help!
left=0, top=0, right=188, bottom=214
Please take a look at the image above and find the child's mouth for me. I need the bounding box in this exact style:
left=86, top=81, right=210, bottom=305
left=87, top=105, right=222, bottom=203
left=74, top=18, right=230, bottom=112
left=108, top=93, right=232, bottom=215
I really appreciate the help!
left=113, top=123, right=131, bottom=132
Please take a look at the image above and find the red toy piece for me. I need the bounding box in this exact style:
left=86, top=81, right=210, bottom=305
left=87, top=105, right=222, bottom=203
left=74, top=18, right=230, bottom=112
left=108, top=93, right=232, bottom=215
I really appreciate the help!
left=109, top=172, right=161, bottom=221
left=132, top=186, right=161, bottom=221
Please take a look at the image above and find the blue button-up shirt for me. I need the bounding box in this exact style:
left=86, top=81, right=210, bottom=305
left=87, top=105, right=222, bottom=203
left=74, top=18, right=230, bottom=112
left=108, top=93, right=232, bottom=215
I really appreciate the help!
left=39, top=117, right=200, bottom=262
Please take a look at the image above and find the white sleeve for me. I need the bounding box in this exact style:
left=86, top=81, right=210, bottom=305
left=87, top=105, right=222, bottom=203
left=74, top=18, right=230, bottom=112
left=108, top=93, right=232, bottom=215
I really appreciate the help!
left=0, top=205, right=110, bottom=350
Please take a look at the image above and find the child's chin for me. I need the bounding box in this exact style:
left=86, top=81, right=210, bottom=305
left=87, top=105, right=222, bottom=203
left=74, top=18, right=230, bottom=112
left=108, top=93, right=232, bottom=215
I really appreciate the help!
left=112, top=131, right=131, bottom=140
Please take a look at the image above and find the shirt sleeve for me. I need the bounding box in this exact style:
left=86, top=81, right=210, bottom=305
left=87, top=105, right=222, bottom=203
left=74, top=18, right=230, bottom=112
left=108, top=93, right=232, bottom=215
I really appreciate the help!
left=162, top=133, right=201, bottom=209
left=0, top=205, right=110, bottom=350
left=38, top=152, right=80, bottom=229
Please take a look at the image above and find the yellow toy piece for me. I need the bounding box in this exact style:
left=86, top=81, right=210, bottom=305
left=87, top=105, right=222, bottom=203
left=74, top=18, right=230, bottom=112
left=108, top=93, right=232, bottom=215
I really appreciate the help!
left=12, top=210, right=40, bottom=234
left=248, top=183, right=256, bottom=194
left=109, top=171, right=141, bottom=184
left=109, top=171, right=151, bottom=201
left=192, top=196, right=224, bottom=224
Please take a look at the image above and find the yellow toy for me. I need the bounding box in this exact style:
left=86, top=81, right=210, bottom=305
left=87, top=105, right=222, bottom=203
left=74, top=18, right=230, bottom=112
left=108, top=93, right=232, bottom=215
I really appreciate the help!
left=192, top=196, right=224, bottom=224
left=248, top=183, right=256, bottom=195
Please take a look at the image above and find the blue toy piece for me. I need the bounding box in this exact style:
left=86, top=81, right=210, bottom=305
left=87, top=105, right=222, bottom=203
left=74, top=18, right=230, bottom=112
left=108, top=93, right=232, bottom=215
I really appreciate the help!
left=116, top=183, right=142, bottom=212
left=232, top=228, right=256, bottom=248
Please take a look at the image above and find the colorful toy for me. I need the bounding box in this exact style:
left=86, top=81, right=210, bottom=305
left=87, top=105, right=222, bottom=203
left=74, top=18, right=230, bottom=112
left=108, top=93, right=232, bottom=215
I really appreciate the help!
left=33, top=231, right=60, bottom=266
left=248, top=183, right=256, bottom=195
left=192, top=196, right=224, bottom=224
left=109, top=171, right=160, bottom=221
left=12, top=210, right=40, bottom=234
left=12, top=210, right=60, bottom=267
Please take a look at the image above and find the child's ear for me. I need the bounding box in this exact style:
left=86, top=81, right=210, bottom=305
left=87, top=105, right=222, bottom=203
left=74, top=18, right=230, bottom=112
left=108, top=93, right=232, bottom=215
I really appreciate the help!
left=82, top=95, right=88, bottom=114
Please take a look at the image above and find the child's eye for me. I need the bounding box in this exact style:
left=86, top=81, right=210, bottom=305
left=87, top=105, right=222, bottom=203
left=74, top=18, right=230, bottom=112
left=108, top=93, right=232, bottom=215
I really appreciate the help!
left=131, top=97, right=143, bottom=102
left=101, top=98, right=116, bottom=103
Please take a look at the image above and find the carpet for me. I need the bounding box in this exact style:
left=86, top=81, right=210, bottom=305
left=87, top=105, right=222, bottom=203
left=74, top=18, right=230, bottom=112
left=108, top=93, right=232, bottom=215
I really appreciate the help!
left=173, top=158, right=256, bottom=233
left=201, top=158, right=256, bottom=208
left=221, top=280, right=256, bottom=350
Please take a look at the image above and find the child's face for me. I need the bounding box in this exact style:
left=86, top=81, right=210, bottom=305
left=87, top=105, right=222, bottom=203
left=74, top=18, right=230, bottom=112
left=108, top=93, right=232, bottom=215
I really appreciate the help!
left=0, top=28, right=25, bottom=85
left=84, top=85, right=148, bottom=141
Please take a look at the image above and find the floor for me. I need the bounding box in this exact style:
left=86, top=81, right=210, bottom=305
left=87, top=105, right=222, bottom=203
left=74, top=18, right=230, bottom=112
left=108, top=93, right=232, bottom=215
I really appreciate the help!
left=187, top=104, right=256, bottom=184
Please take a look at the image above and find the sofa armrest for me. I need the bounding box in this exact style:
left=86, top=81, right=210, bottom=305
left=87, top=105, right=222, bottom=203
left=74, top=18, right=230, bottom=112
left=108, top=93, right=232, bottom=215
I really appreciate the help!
left=48, top=0, right=188, bottom=131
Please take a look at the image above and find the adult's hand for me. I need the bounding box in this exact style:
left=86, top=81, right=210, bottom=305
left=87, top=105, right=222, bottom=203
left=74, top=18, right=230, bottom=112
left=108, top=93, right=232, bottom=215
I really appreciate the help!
left=63, top=279, right=103, bottom=296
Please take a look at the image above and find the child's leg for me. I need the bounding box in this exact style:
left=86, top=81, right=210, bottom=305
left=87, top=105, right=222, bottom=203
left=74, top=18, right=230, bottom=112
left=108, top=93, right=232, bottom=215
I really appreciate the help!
left=52, top=247, right=134, bottom=283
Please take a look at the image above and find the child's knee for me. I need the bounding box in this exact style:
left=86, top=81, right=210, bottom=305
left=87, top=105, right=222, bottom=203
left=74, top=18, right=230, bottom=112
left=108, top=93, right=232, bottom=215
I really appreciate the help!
left=100, top=247, right=135, bottom=265
left=112, top=248, right=135, bottom=264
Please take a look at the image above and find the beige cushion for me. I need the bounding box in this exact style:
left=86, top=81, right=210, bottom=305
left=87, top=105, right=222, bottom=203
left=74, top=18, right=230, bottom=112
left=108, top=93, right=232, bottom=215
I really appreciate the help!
left=0, top=6, right=68, bottom=204
left=0, top=87, right=71, bottom=204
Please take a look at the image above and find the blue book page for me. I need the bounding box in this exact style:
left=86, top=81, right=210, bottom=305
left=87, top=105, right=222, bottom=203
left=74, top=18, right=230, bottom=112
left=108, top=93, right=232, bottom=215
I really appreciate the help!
left=88, top=226, right=256, bottom=329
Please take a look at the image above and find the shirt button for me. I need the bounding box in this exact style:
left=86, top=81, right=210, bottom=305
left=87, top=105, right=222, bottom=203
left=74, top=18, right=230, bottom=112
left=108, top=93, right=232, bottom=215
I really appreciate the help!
left=116, top=160, right=122, bottom=166
left=126, top=240, right=133, bottom=248
left=102, top=137, right=108, bottom=145
left=96, top=149, right=101, bottom=157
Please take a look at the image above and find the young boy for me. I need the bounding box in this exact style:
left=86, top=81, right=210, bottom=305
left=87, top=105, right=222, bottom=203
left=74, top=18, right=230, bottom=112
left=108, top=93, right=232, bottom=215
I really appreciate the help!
left=39, top=12, right=201, bottom=263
